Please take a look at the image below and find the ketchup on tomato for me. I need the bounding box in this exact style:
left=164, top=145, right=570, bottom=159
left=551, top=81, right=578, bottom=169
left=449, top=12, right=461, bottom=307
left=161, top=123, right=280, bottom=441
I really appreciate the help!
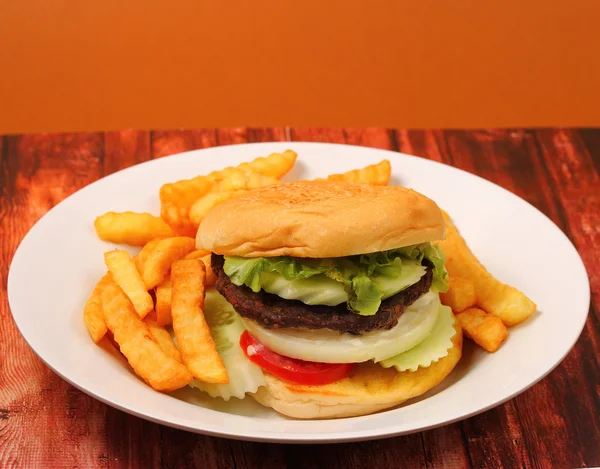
left=240, top=331, right=354, bottom=386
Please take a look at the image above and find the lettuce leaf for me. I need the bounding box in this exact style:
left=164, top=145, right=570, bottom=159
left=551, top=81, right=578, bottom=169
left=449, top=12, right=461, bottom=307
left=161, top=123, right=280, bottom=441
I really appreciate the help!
left=389, top=243, right=449, bottom=293
left=223, top=243, right=448, bottom=316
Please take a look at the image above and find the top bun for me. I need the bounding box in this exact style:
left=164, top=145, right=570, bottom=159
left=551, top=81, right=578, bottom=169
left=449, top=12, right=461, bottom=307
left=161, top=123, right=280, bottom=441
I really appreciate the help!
left=197, top=180, right=445, bottom=258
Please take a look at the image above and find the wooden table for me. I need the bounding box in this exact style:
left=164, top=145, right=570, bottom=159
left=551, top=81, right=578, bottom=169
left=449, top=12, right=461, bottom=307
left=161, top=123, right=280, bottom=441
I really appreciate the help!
left=1, top=128, right=598, bottom=468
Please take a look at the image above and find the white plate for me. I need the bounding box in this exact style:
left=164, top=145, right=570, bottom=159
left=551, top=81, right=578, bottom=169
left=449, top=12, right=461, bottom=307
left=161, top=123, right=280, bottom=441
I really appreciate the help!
left=8, top=142, right=590, bottom=443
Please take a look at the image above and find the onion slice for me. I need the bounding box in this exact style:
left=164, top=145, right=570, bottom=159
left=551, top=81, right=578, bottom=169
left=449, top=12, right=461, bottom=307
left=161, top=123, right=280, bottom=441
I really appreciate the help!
left=241, top=291, right=440, bottom=364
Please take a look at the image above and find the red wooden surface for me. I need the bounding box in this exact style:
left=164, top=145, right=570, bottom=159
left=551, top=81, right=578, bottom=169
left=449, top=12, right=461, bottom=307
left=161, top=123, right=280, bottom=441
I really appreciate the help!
left=1, top=128, right=598, bottom=468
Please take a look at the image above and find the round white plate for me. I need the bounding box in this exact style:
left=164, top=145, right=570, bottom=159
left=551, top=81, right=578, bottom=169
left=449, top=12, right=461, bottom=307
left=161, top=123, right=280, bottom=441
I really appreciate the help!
left=8, top=142, right=590, bottom=443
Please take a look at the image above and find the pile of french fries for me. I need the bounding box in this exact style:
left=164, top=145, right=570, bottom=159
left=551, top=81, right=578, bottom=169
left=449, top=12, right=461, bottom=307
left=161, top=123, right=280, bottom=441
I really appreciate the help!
left=436, top=211, right=536, bottom=352
left=83, top=148, right=535, bottom=393
left=85, top=152, right=393, bottom=391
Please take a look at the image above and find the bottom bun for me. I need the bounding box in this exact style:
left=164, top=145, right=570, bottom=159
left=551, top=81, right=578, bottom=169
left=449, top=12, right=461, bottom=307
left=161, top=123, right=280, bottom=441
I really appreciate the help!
left=251, top=322, right=463, bottom=419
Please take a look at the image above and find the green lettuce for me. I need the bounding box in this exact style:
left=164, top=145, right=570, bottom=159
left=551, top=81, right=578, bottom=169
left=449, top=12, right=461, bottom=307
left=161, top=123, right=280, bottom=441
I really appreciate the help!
left=223, top=243, right=448, bottom=316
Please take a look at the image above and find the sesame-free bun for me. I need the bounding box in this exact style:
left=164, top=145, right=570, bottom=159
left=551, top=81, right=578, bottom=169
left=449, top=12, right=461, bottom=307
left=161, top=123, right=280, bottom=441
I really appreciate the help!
left=197, top=180, right=445, bottom=258
left=251, top=323, right=462, bottom=419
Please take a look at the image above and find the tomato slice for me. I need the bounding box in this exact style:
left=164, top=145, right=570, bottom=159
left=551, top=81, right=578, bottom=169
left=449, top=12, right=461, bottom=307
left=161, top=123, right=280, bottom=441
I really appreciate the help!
left=240, top=331, right=354, bottom=386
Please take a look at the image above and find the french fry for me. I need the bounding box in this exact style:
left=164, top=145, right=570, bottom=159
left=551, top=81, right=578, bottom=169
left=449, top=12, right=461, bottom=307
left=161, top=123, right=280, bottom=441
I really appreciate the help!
left=189, top=191, right=241, bottom=226
left=184, top=251, right=216, bottom=287
left=325, top=160, right=391, bottom=185
left=160, top=203, right=198, bottom=237
left=188, top=172, right=281, bottom=227
left=144, top=314, right=182, bottom=363
left=94, top=212, right=174, bottom=246
left=160, top=175, right=213, bottom=210
left=440, top=276, right=477, bottom=313
left=201, top=254, right=217, bottom=288
left=234, top=150, right=297, bottom=179
left=139, top=237, right=196, bottom=289
left=101, top=282, right=192, bottom=391
left=160, top=151, right=295, bottom=209
left=83, top=273, right=112, bottom=343
left=188, top=174, right=281, bottom=227
left=212, top=172, right=280, bottom=192
left=155, top=277, right=173, bottom=326
left=159, top=151, right=296, bottom=234
left=136, top=238, right=162, bottom=271
left=184, top=249, right=211, bottom=260
left=456, top=307, right=508, bottom=352
left=104, top=250, right=154, bottom=318
left=171, top=259, right=228, bottom=384
left=437, top=211, right=536, bottom=326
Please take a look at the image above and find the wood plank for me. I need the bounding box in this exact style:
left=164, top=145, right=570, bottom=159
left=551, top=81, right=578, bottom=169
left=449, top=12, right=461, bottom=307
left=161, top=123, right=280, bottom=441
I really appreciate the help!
left=394, top=129, right=452, bottom=163
left=421, top=425, right=471, bottom=468
left=530, top=129, right=600, bottom=466
left=281, top=434, right=430, bottom=469
left=215, top=128, right=251, bottom=145
left=443, top=129, right=563, bottom=219
left=0, top=133, right=109, bottom=468
left=438, top=129, right=545, bottom=468
left=157, top=429, right=237, bottom=469
left=441, top=128, right=600, bottom=469
left=103, top=409, right=161, bottom=469
left=343, top=128, right=395, bottom=150
left=151, top=129, right=218, bottom=159
left=533, top=129, right=600, bottom=316
left=226, top=441, right=287, bottom=469
left=289, top=127, right=346, bottom=143
left=104, top=130, right=151, bottom=174
left=1, top=128, right=597, bottom=468
left=577, top=128, right=600, bottom=177
left=516, top=130, right=600, bottom=468
left=250, top=127, right=289, bottom=142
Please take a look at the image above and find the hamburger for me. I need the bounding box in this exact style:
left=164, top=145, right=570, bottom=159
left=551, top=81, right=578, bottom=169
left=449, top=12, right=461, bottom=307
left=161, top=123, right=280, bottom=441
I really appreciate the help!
left=196, top=180, right=462, bottom=419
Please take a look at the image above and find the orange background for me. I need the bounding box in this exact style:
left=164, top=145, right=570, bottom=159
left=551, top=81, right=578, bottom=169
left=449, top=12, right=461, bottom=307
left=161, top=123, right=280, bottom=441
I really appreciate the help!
left=1, top=0, right=599, bottom=134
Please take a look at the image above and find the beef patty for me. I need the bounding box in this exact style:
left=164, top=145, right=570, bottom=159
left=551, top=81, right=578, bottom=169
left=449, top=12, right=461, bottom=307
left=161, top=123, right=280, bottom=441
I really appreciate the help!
left=212, top=254, right=433, bottom=335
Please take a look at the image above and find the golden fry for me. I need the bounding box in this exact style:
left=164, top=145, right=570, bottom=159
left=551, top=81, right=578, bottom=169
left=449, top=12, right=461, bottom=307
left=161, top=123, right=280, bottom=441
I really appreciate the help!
left=159, top=151, right=296, bottom=234
left=234, top=150, right=297, bottom=179
left=201, top=254, right=217, bottom=288
left=136, top=237, right=164, bottom=273
left=144, top=314, right=182, bottom=363
left=325, top=160, right=391, bottom=185
left=171, top=259, right=228, bottom=384
left=189, top=191, right=241, bottom=226
left=159, top=173, right=213, bottom=236
left=94, top=212, right=174, bottom=246
left=456, top=307, right=508, bottom=352
left=160, top=176, right=213, bottom=211
left=184, top=251, right=216, bottom=287
left=212, top=172, right=280, bottom=192
left=436, top=211, right=536, bottom=326
left=184, top=249, right=211, bottom=260
left=160, top=203, right=198, bottom=237
left=155, top=277, right=173, bottom=326
left=101, top=282, right=192, bottom=391
left=139, top=237, right=196, bottom=289
left=83, top=273, right=112, bottom=343
left=440, top=276, right=477, bottom=313
left=104, top=250, right=154, bottom=318
left=188, top=172, right=280, bottom=226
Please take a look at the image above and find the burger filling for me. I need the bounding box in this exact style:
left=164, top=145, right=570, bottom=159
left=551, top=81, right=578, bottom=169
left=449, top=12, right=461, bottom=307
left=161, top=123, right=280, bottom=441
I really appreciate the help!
left=212, top=254, right=433, bottom=334
left=220, top=243, right=447, bottom=316
left=209, top=244, right=454, bottom=386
